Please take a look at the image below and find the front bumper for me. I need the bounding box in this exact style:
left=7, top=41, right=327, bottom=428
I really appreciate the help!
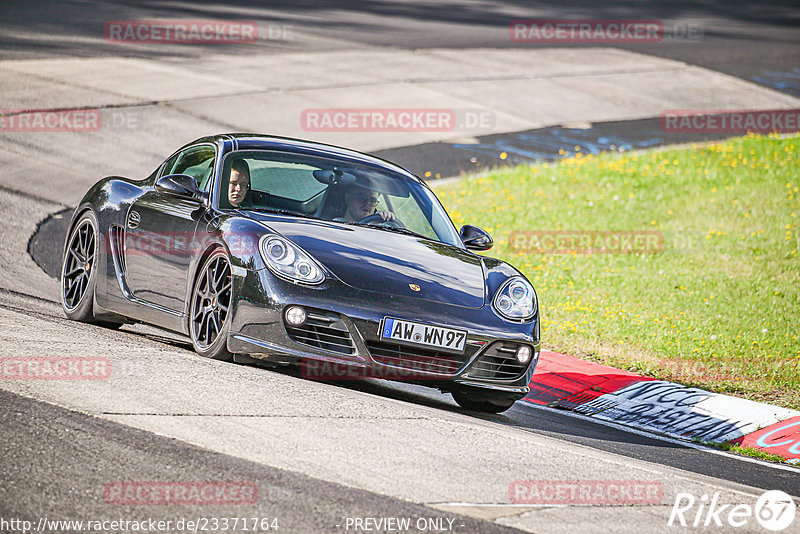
left=227, top=268, right=540, bottom=398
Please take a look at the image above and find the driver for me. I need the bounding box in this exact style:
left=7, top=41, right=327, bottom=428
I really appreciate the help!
left=228, top=159, right=251, bottom=208
left=337, top=182, right=396, bottom=223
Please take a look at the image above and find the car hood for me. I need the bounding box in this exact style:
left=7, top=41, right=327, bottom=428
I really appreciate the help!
left=254, top=215, right=486, bottom=308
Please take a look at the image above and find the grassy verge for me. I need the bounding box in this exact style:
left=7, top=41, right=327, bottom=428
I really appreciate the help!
left=435, top=133, right=800, bottom=410
left=707, top=441, right=794, bottom=465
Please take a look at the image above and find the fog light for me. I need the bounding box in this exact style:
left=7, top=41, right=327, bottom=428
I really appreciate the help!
left=516, top=345, right=532, bottom=364
left=285, top=306, right=307, bottom=326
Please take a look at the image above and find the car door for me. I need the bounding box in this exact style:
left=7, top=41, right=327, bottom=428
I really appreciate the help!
left=124, top=144, right=216, bottom=313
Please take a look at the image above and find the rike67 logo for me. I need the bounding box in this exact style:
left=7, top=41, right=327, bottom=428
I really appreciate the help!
left=668, top=490, right=796, bottom=531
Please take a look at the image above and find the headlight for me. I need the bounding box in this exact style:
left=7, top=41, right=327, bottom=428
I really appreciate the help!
left=259, top=235, right=324, bottom=285
left=493, top=276, right=537, bottom=320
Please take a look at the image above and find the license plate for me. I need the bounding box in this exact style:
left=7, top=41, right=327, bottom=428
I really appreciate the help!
left=379, top=317, right=467, bottom=353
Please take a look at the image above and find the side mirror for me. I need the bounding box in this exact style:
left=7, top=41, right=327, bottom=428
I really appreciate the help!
left=460, top=225, right=493, bottom=251
left=155, top=174, right=206, bottom=201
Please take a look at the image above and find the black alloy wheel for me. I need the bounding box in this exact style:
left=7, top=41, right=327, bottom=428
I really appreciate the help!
left=189, top=250, right=234, bottom=361
left=62, top=212, right=98, bottom=321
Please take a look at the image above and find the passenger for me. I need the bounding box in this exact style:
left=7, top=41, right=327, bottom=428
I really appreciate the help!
left=337, top=183, right=396, bottom=223
left=228, top=159, right=251, bottom=208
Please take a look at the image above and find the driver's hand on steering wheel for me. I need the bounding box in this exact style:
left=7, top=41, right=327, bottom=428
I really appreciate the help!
left=376, top=210, right=396, bottom=221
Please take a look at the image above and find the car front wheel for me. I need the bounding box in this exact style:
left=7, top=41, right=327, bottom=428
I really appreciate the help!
left=189, top=250, right=234, bottom=361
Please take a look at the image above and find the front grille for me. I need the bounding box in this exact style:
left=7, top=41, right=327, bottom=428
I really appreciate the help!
left=366, top=340, right=475, bottom=376
left=285, top=310, right=355, bottom=355
left=465, top=341, right=528, bottom=380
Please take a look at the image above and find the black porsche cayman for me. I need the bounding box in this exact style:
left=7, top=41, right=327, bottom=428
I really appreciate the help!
left=61, top=134, right=540, bottom=413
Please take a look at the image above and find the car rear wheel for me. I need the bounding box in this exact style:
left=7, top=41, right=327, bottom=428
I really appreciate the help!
left=451, top=390, right=516, bottom=414
left=189, top=250, right=234, bottom=361
left=62, top=211, right=99, bottom=322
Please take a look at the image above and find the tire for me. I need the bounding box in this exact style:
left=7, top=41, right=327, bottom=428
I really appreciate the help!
left=62, top=211, right=100, bottom=322
left=451, top=390, right=516, bottom=414
left=189, top=250, right=234, bottom=361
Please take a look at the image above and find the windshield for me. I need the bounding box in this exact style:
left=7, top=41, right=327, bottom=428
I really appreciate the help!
left=218, top=150, right=462, bottom=247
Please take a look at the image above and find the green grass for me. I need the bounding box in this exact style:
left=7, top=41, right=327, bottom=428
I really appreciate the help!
left=434, top=133, right=800, bottom=410
left=698, top=439, right=797, bottom=465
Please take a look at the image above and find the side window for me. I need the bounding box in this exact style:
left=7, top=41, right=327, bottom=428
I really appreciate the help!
left=171, top=146, right=216, bottom=190
left=160, top=152, right=181, bottom=178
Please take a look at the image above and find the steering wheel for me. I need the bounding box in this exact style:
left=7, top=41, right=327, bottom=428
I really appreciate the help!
left=358, top=213, right=405, bottom=228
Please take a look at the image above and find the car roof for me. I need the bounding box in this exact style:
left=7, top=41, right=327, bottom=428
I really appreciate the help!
left=179, top=133, right=422, bottom=183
